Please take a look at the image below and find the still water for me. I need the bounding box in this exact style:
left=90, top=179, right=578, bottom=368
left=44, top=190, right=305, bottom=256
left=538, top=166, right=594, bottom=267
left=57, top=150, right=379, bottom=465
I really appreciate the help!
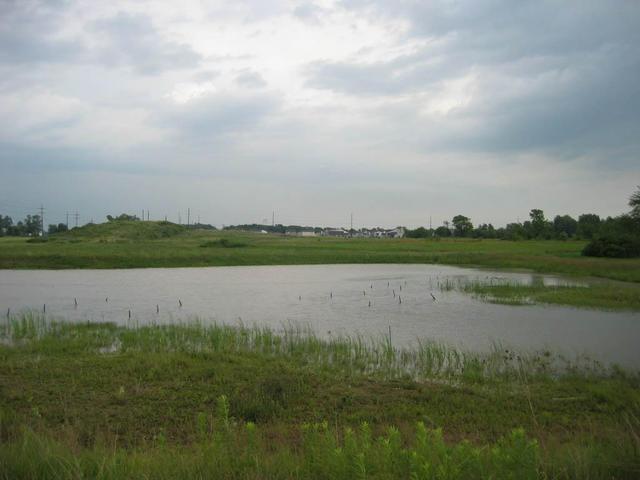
left=0, top=264, right=638, bottom=367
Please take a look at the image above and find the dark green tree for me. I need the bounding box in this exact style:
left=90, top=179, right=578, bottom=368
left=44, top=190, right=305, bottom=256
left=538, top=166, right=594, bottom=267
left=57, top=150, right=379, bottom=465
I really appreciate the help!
left=553, top=215, right=578, bottom=238
left=577, top=214, right=601, bottom=239
left=629, top=186, right=640, bottom=219
left=452, top=215, right=473, bottom=237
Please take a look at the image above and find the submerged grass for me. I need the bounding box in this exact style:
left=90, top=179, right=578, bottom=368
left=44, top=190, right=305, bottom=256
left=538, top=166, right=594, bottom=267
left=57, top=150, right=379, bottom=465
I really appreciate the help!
left=455, top=279, right=640, bottom=311
left=1, top=314, right=639, bottom=478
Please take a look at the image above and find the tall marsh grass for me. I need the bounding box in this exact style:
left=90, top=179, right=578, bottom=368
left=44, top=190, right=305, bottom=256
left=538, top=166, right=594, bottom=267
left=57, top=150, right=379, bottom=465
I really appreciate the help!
left=0, top=312, right=613, bottom=383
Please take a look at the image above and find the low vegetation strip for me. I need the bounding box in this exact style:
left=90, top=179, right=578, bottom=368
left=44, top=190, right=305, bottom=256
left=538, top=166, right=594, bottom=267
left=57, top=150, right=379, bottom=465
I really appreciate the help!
left=1, top=315, right=639, bottom=478
left=1, top=226, right=640, bottom=284
left=439, top=278, right=640, bottom=311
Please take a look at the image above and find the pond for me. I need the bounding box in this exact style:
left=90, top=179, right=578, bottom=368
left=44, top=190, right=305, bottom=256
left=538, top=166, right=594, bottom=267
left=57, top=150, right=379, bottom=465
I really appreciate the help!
left=1, top=264, right=638, bottom=367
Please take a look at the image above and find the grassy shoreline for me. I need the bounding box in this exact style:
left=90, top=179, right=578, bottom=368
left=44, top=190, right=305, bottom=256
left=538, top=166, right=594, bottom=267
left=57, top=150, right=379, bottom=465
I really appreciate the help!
left=1, top=315, right=639, bottom=478
left=1, top=222, right=639, bottom=284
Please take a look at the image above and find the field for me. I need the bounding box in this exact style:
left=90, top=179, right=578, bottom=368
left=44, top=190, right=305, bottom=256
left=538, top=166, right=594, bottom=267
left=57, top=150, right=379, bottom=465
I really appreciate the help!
left=1, top=315, right=639, bottom=479
left=0, top=221, right=639, bottom=281
left=2, top=221, right=639, bottom=311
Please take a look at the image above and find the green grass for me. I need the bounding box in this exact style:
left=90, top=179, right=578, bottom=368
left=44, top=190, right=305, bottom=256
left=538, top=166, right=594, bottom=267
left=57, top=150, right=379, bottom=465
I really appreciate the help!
left=1, top=315, right=639, bottom=478
left=1, top=221, right=639, bottom=284
left=450, top=279, right=640, bottom=311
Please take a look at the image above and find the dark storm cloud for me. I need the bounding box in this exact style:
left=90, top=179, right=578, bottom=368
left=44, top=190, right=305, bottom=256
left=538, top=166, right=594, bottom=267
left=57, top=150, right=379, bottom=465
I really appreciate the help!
left=307, top=0, right=640, bottom=160
left=91, top=12, right=201, bottom=75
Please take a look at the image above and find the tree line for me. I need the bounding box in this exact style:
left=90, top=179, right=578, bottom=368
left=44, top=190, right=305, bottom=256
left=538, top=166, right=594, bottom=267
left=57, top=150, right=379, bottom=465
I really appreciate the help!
left=0, top=214, right=69, bottom=236
left=406, top=187, right=640, bottom=257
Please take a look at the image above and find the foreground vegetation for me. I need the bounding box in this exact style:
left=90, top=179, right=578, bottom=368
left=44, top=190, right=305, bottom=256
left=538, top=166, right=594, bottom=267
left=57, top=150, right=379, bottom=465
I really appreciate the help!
left=1, top=315, right=639, bottom=478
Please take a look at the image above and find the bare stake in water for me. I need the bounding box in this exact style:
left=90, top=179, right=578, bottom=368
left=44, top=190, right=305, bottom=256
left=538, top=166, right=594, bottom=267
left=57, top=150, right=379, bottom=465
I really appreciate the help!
left=156, top=304, right=159, bottom=314
left=179, top=299, right=182, bottom=307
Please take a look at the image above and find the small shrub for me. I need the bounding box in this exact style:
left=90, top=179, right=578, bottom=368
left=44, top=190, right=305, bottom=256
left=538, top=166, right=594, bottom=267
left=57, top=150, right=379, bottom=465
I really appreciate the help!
left=26, top=237, right=48, bottom=243
left=200, top=238, right=248, bottom=248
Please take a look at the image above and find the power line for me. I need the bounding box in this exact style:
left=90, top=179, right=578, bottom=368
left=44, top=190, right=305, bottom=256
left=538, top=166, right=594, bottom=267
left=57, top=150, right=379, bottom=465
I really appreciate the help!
left=39, top=205, right=45, bottom=236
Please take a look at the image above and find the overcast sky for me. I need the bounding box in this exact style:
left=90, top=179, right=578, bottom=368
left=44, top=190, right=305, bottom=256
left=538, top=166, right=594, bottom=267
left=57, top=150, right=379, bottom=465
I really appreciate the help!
left=1, top=0, right=639, bottom=228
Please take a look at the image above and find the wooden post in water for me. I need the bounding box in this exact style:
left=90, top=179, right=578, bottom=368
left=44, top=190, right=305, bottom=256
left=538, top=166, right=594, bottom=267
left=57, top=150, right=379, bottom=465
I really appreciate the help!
left=156, top=304, right=159, bottom=314
left=6, top=307, right=9, bottom=318
left=43, top=304, right=46, bottom=313
left=74, top=298, right=78, bottom=308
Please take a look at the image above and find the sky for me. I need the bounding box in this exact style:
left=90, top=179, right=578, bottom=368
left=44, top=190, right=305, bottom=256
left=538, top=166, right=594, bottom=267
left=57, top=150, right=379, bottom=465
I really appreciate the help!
left=1, top=0, right=639, bottom=229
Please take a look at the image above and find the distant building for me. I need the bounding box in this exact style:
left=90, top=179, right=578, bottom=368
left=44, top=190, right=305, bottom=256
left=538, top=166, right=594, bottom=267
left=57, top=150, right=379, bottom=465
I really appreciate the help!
left=321, top=228, right=349, bottom=237
left=320, top=227, right=405, bottom=238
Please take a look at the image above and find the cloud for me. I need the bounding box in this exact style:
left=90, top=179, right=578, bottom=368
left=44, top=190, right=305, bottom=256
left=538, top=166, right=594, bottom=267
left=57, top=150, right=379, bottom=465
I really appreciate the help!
left=1, top=0, right=639, bottom=227
left=234, top=70, right=267, bottom=88
left=304, top=1, right=640, bottom=161
left=157, top=90, right=280, bottom=143
left=0, top=0, right=84, bottom=65
left=91, top=12, right=201, bottom=74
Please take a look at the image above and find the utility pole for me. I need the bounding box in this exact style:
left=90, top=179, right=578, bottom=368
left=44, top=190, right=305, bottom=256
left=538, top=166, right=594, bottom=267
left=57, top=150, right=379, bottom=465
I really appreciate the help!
left=178, top=212, right=181, bottom=225
left=74, top=211, right=79, bottom=228
left=187, top=208, right=190, bottom=227
left=272, top=211, right=274, bottom=227
left=197, top=215, right=200, bottom=225
left=429, top=216, right=432, bottom=230
left=39, top=205, right=44, bottom=236
left=147, top=210, right=150, bottom=221
left=66, top=212, right=69, bottom=229
left=142, top=209, right=144, bottom=221
left=350, top=212, right=353, bottom=231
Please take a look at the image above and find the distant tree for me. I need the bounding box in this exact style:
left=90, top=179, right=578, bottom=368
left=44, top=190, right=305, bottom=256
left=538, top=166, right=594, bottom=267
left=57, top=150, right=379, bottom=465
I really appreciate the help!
left=0, top=215, right=13, bottom=236
left=452, top=215, right=473, bottom=237
left=434, top=225, right=451, bottom=237
left=406, top=227, right=431, bottom=238
left=48, top=223, right=69, bottom=234
left=473, top=223, right=496, bottom=239
left=577, top=214, right=601, bottom=239
left=24, top=215, right=41, bottom=236
left=107, top=213, right=140, bottom=222
left=499, top=222, right=525, bottom=240
left=553, top=215, right=578, bottom=238
left=629, top=186, right=640, bottom=219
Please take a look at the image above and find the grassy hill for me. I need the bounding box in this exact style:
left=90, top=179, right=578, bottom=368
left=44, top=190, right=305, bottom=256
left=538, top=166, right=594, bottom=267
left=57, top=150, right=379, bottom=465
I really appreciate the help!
left=60, top=220, right=188, bottom=241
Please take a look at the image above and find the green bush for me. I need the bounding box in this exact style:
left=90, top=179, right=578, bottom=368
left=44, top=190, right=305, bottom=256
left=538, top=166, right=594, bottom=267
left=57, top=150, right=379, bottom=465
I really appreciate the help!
left=582, top=234, right=640, bottom=258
